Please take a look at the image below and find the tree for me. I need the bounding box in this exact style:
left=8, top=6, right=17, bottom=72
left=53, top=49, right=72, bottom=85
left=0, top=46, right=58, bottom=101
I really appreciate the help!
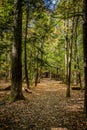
left=24, top=1, right=30, bottom=89
left=11, top=0, right=24, bottom=101
left=83, top=0, right=87, bottom=117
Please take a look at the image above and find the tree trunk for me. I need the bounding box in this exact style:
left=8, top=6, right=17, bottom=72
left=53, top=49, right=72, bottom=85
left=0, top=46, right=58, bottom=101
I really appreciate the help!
left=11, top=0, right=24, bottom=101
left=24, top=6, right=30, bottom=89
left=66, top=16, right=74, bottom=97
left=56, top=67, right=59, bottom=81
left=83, top=0, right=87, bottom=117
left=64, top=19, right=69, bottom=84
left=66, top=39, right=72, bottom=97
left=5, top=47, right=8, bottom=82
left=73, top=14, right=79, bottom=85
left=77, top=58, right=82, bottom=89
left=39, top=40, right=44, bottom=82
left=35, top=61, right=39, bottom=87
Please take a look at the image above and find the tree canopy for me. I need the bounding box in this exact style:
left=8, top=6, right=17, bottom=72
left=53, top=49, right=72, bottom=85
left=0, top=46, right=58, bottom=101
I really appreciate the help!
left=0, top=0, right=87, bottom=117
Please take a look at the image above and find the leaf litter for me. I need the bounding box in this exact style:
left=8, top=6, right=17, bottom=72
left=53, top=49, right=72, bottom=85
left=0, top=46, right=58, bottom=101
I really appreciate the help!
left=0, top=79, right=87, bottom=130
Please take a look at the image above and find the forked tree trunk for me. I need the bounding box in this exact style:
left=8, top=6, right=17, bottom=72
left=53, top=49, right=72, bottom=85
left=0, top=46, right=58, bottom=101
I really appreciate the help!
left=11, top=0, right=24, bottom=101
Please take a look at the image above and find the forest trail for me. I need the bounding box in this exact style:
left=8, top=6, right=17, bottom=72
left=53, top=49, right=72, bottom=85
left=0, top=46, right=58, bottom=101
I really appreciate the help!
left=0, top=78, right=87, bottom=130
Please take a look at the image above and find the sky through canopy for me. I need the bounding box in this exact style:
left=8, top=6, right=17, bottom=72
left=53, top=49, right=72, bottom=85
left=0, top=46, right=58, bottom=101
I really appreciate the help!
left=25, top=0, right=60, bottom=12
left=43, top=0, right=60, bottom=11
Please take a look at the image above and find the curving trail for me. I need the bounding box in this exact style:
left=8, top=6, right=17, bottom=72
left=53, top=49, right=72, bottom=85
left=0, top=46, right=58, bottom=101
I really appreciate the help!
left=0, top=78, right=86, bottom=130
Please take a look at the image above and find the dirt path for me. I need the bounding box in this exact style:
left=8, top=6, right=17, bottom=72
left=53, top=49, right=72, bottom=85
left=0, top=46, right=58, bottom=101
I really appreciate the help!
left=0, top=79, right=87, bottom=130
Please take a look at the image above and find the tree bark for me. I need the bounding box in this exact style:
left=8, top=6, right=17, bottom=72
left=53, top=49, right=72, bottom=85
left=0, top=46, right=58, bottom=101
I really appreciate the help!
left=66, top=16, right=75, bottom=97
left=35, top=60, right=39, bottom=87
left=64, top=19, right=69, bottom=84
left=11, top=0, right=24, bottom=101
left=24, top=6, right=30, bottom=89
left=83, top=0, right=87, bottom=117
left=39, top=40, right=44, bottom=82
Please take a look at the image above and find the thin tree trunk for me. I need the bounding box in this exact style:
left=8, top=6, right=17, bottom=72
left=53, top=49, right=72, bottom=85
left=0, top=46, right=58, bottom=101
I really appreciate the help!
left=56, top=67, right=59, bottom=81
left=73, top=15, right=79, bottom=85
left=24, top=6, right=30, bottom=89
left=66, top=16, right=75, bottom=97
left=35, top=58, right=39, bottom=87
left=11, top=0, right=24, bottom=101
left=65, top=19, right=69, bottom=84
left=50, top=68, right=52, bottom=80
left=39, top=40, right=44, bottom=81
left=5, top=47, right=8, bottom=82
left=77, top=57, right=82, bottom=89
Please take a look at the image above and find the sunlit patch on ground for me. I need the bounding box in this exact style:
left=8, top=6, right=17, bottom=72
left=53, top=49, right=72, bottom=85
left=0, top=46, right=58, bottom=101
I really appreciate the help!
left=51, top=127, right=68, bottom=130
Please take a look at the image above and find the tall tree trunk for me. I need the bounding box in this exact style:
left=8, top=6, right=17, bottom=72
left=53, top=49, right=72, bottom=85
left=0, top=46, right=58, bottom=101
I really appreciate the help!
left=35, top=57, right=39, bottom=87
left=66, top=16, right=75, bottom=97
left=74, top=16, right=82, bottom=88
left=66, top=39, right=72, bottom=97
left=39, top=40, right=44, bottom=82
left=24, top=6, right=30, bottom=89
left=77, top=57, right=82, bottom=89
left=5, top=47, right=8, bottom=82
left=11, top=0, right=24, bottom=101
left=83, top=0, right=87, bottom=117
left=64, top=19, right=69, bottom=84
left=73, top=15, right=79, bottom=85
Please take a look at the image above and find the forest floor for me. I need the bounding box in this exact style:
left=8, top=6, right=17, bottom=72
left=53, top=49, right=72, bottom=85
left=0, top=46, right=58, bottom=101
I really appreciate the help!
left=0, top=78, right=87, bottom=130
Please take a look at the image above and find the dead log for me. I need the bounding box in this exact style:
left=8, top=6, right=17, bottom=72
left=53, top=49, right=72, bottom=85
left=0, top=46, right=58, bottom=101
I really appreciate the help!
left=72, top=87, right=85, bottom=90
left=25, top=88, right=32, bottom=93
left=0, top=85, right=11, bottom=91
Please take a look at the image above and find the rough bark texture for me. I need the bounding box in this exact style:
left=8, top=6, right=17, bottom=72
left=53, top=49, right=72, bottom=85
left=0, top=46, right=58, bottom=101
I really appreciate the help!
left=66, top=17, right=74, bottom=97
left=83, top=0, right=87, bottom=117
left=11, top=0, right=24, bottom=101
left=24, top=7, right=30, bottom=89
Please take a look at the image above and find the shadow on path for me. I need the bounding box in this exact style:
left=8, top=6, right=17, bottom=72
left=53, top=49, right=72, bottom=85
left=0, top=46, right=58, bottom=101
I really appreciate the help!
left=0, top=78, right=86, bottom=130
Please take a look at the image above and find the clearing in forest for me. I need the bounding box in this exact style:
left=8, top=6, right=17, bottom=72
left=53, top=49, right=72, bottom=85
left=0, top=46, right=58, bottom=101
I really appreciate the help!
left=0, top=78, right=87, bottom=130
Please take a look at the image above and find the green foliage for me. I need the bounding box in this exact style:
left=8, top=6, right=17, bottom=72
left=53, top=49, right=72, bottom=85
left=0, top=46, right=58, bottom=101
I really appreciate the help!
left=0, top=0, right=84, bottom=85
